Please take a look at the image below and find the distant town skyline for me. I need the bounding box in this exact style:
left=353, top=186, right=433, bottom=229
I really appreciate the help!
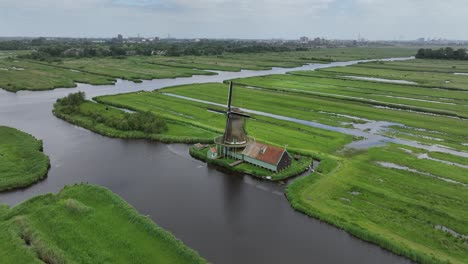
left=1, top=0, right=467, bottom=40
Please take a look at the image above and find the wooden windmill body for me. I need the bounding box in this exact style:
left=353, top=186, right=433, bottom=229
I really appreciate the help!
left=213, top=82, right=253, bottom=158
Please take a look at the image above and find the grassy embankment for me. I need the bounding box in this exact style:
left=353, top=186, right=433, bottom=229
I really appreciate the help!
left=0, top=126, right=50, bottom=191
left=0, top=47, right=416, bottom=92
left=0, top=184, right=206, bottom=264
left=287, top=144, right=467, bottom=264
left=189, top=146, right=313, bottom=181
left=89, top=73, right=468, bottom=263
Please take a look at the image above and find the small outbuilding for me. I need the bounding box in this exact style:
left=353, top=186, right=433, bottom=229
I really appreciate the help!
left=241, top=143, right=291, bottom=172
left=207, top=147, right=218, bottom=159
left=194, top=143, right=206, bottom=150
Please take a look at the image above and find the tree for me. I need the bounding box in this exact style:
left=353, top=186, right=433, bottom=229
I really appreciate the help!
left=455, top=49, right=467, bottom=60
left=444, top=47, right=454, bottom=58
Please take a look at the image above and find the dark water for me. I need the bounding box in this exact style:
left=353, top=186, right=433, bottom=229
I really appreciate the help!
left=0, top=59, right=413, bottom=264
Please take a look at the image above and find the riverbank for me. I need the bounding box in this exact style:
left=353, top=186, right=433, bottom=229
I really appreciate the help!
left=0, top=184, right=206, bottom=263
left=287, top=144, right=468, bottom=264
left=0, top=126, right=50, bottom=191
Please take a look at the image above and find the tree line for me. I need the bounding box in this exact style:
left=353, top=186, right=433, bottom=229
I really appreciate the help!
left=0, top=38, right=317, bottom=62
left=416, top=47, right=467, bottom=60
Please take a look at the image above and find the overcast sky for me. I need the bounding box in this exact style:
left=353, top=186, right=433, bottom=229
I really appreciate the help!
left=1, top=0, right=467, bottom=40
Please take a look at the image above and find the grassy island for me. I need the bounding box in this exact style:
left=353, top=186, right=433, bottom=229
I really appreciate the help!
left=0, top=184, right=206, bottom=264
left=53, top=92, right=217, bottom=144
left=0, top=126, right=50, bottom=191
left=189, top=145, right=313, bottom=181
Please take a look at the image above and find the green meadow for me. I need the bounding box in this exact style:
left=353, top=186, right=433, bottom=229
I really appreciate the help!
left=287, top=144, right=468, bottom=264
left=0, top=46, right=416, bottom=92
left=0, top=126, right=50, bottom=191
left=311, top=59, right=468, bottom=91
left=51, top=57, right=468, bottom=264
left=0, top=184, right=206, bottom=264
left=0, top=60, right=114, bottom=92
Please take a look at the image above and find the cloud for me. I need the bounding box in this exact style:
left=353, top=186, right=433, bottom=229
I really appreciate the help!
left=0, top=0, right=467, bottom=39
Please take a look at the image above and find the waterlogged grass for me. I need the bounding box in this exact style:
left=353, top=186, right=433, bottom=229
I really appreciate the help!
left=428, top=151, right=468, bottom=166
left=0, top=184, right=206, bottom=264
left=0, top=126, right=50, bottom=191
left=352, top=59, right=468, bottom=74
left=142, top=47, right=416, bottom=72
left=189, top=146, right=313, bottom=181
left=0, top=47, right=416, bottom=91
left=316, top=60, right=468, bottom=91
left=53, top=57, right=215, bottom=82
left=162, top=83, right=468, bottom=151
left=0, top=60, right=114, bottom=92
left=233, top=74, right=468, bottom=117
left=218, top=47, right=416, bottom=63
left=287, top=144, right=468, bottom=264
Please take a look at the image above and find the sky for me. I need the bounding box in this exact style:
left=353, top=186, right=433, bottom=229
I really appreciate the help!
left=0, top=0, right=467, bottom=40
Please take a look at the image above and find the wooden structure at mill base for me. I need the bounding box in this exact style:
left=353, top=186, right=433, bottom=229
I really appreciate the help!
left=207, top=82, right=292, bottom=172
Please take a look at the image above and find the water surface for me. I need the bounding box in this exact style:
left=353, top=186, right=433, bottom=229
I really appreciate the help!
left=0, top=58, right=416, bottom=264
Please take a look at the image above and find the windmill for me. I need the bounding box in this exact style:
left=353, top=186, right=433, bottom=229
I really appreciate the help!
left=211, top=82, right=252, bottom=157
left=206, top=82, right=292, bottom=172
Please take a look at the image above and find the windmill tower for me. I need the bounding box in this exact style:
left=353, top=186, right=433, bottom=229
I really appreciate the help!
left=212, top=82, right=253, bottom=158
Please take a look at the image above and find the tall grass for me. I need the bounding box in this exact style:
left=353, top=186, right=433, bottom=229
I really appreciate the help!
left=0, top=126, right=50, bottom=191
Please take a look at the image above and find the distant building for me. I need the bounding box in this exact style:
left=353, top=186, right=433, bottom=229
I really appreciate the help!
left=299, top=36, right=309, bottom=43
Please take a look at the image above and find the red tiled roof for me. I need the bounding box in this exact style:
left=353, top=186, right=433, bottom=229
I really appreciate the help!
left=242, top=143, right=286, bottom=165
left=209, top=147, right=217, bottom=153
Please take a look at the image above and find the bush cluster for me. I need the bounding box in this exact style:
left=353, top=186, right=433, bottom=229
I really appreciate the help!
left=56, top=92, right=167, bottom=134
left=416, top=47, right=467, bottom=60
left=90, top=111, right=168, bottom=134
left=56, top=92, right=85, bottom=114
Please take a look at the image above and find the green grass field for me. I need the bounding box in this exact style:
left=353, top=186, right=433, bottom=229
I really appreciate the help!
left=94, top=90, right=354, bottom=155
left=0, top=47, right=416, bottom=92
left=84, top=60, right=468, bottom=263
left=0, top=184, right=206, bottom=264
left=311, top=59, right=468, bottom=91
left=287, top=144, right=467, bottom=264
left=0, top=60, right=114, bottom=92
left=0, top=126, right=50, bottom=191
